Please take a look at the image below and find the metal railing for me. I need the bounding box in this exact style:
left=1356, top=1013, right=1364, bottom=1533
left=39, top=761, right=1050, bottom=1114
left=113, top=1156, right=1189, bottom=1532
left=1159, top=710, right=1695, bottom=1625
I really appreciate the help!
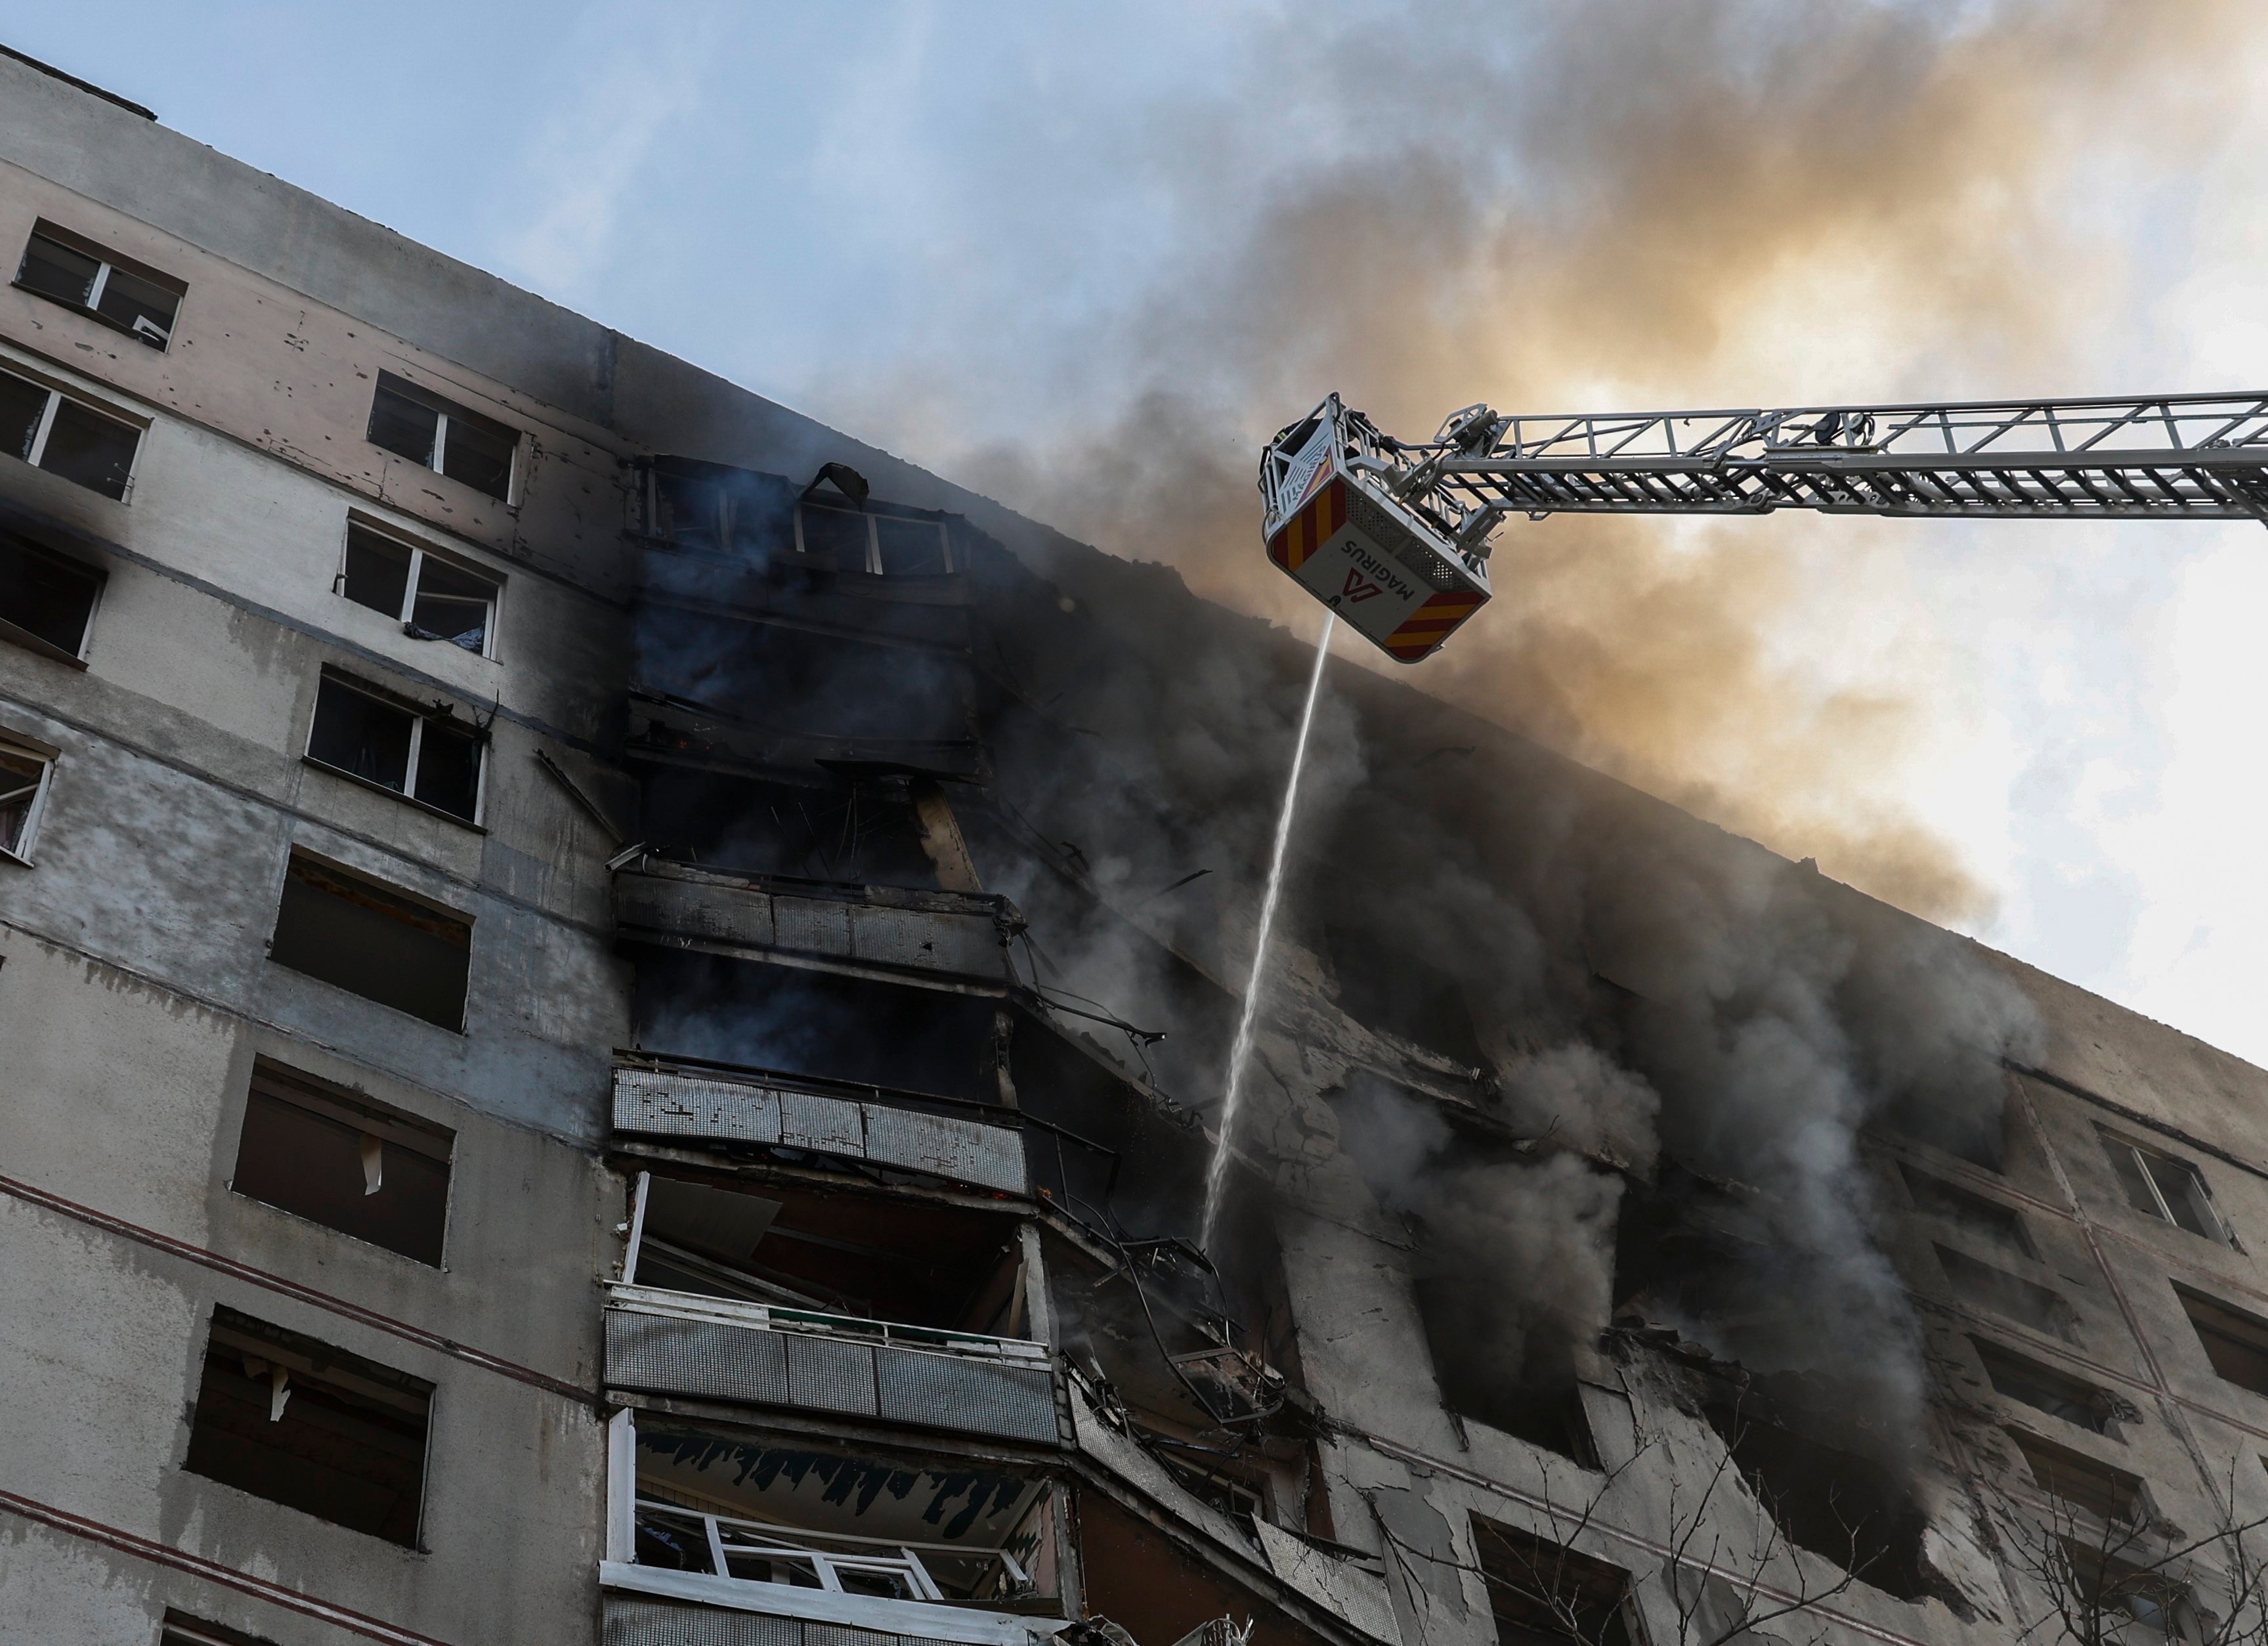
left=633, top=1498, right=1040, bottom=1605
left=608, top=1282, right=1050, bottom=1366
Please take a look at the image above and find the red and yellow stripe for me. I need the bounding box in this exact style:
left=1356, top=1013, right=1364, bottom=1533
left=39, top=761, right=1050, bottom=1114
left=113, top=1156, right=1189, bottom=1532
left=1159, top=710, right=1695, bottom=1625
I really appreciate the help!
left=1382, top=589, right=1489, bottom=661
left=1268, top=478, right=1348, bottom=574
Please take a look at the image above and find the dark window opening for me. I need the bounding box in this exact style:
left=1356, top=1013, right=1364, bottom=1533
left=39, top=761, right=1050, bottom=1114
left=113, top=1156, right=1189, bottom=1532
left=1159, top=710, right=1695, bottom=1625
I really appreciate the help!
left=1417, top=1267, right=1599, bottom=1465
left=160, top=1612, right=282, bottom=1646
left=2063, top=1542, right=2201, bottom=1645
left=0, top=529, right=104, bottom=661
left=366, top=372, right=517, bottom=502
left=1935, top=1244, right=2074, bottom=1341
left=268, top=851, right=472, bottom=1031
left=1472, top=1517, right=1635, bottom=1646
left=231, top=1060, right=452, bottom=1265
left=1973, top=1338, right=2115, bottom=1434
left=306, top=671, right=484, bottom=822
left=1705, top=1403, right=1931, bottom=1600
left=2007, top=1427, right=2145, bottom=1523
left=1900, top=1163, right=2035, bottom=1257
left=2176, top=1286, right=2268, bottom=1397
left=15, top=223, right=182, bottom=348
left=2099, top=1128, right=2229, bottom=1245
left=1879, top=1082, right=2007, bottom=1172
left=630, top=1172, right=1023, bottom=1333
left=184, top=1307, right=431, bottom=1546
left=635, top=766, right=939, bottom=887
left=340, top=525, right=498, bottom=655
left=1324, top=921, right=1488, bottom=1070
left=0, top=366, right=139, bottom=499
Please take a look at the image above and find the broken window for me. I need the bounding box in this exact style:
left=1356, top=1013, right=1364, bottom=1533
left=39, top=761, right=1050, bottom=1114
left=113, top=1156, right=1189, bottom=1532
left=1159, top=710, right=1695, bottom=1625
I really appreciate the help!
left=1935, top=1244, right=2075, bottom=1341
left=0, top=528, right=103, bottom=663
left=366, top=372, right=517, bottom=502
left=793, top=502, right=954, bottom=576
left=0, top=727, right=57, bottom=863
left=0, top=365, right=139, bottom=498
left=15, top=222, right=182, bottom=347
left=230, top=1060, right=451, bottom=1265
left=2099, top=1128, right=2231, bottom=1245
left=338, top=523, right=498, bottom=655
left=2061, top=1542, right=2201, bottom=1646
left=2007, top=1427, right=2146, bottom=1523
left=2175, top=1285, right=2268, bottom=1397
left=1879, top=1081, right=2008, bottom=1173
left=625, top=1419, right=1054, bottom=1608
left=268, top=850, right=472, bottom=1031
left=1900, top=1162, right=2036, bottom=1257
left=306, top=670, right=484, bottom=822
left=184, top=1307, right=431, bottom=1546
left=1471, top=1517, right=1636, bottom=1646
left=1323, top=921, right=1489, bottom=1070
left=635, top=766, right=944, bottom=886
left=1705, top=1402, right=1931, bottom=1599
left=1973, top=1338, right=2116, bottom=1435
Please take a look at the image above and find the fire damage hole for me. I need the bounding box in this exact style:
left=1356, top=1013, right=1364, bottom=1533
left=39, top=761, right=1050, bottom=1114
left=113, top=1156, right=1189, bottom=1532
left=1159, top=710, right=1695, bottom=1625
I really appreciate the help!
left=1471, top=1516, right=1637, bottom=1646
left=629, top=1420, right=1058, bottom=1609
left=634, top=953, right=1001, bottom=1103
left=636, top=766, right=944, bottom=887
left=184, top=1307, right=431, bottom=1547
left=230, top=1058, right=452, bottom=1266
left=1075, top=1484, right=1313, bottom=1646
left=1322, top=919, right=1488, bottom=1070
left=630, top=1171, right=1027, bottom=1335
left=1702, top=1390, right=1931, bottom=1601
left=268, top=850, right=471, bottom=1031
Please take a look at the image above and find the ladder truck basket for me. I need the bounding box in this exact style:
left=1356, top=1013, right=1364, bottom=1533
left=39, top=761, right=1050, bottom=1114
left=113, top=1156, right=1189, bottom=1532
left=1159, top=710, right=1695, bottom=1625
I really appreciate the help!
left=1258, top=395, right=1493, bottom=664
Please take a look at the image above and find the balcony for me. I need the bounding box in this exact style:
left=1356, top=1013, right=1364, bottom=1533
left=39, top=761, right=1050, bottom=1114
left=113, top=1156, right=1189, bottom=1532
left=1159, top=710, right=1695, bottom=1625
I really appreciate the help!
left=629, top=689, right=986, bottom=785
left=614, top=858, right=1023, bottom=991
left=614, top=1061, right=1029, bottom=1194
left=605, top=1284, right=1061, bottom=1446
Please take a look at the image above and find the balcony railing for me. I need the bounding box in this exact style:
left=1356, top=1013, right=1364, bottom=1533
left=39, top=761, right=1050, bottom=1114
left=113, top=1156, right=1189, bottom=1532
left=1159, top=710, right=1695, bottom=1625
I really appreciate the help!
left=605, top=1284, right=1062, bottom=1446
left=612, top=1060, right=1030, bottom=1194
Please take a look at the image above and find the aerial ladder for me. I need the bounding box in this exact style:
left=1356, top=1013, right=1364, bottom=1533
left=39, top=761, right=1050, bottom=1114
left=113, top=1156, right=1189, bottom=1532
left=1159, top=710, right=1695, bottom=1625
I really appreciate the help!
left=1259, top=392, right=2268, bottom=662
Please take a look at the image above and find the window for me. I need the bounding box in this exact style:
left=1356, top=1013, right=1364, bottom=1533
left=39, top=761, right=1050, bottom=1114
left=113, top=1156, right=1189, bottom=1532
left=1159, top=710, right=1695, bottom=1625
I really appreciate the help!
left=2099, top=1128, right=2231, bottom=1244
left=2175, top=1285, right=2268, bottom=1397
left=0, top=365, right=139, bottom=498
left=1703, top=1403, right=1932, bottom=1599
left=1973, top=1338, right=2115, bottom=1434
left=1935, top=1244, right=2075, bottom=1341
left=1901, top=1163, right=2036, bottom=1257
left=160, top=1613, right=280, bottom=1646
left=184, top=1306, right=431, bottom=1546
left=0, top=527, right=103, bottom=663
left=268, top=850, right=472, bottom=1031
left=0, top=726, right=58, bottom=863
left=366, top=372, right=517, bottom=502
left=1471, top=1518, right=1635, bottom=1646
left=231, top=1060, right=452, bottom=1265
left=306, top=670, right=484, bottom=823
left=338, top=523, right=498, bottom=655
left=2061, top=1544, right=2200, bottom=1646
left=793, top=501, right=953, bottom=576
left=2007, top=1427, right=2145, bottom=1523
left=14, top=222, right=182, bottom=348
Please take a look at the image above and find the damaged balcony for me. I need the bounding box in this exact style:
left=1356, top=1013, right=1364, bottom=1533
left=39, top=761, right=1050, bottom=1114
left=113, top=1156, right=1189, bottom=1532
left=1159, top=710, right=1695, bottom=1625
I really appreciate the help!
left=614, top=857, right=1024, bottom=994
left=605, top=1413, right=1070, bottom=1646
left=629, top=687, right=986, bottom=786
left=607, top=1167, right=1061, bottom=1446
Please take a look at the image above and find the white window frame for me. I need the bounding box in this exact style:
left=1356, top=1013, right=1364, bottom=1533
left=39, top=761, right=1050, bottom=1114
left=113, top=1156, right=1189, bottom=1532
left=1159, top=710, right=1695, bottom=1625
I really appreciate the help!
left=306, top=670, right=488, bottom=826
left=0, top=360, right=144, bottom=501
left=16, top=225, right=181, bottom=349
left=0, top=726, right=59, bottom=867
left=792, top=502, right=952, bottom=576
left=370, top=374, right=520, bottom=506
left=337, top=519, right=502, bottom=661
left=2101, top=1127, right=2231, bottom=1245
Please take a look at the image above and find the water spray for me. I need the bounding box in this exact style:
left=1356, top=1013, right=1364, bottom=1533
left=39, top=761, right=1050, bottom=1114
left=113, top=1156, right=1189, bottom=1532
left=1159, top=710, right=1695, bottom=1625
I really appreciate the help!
left=1201, top=611, right=1336, bottom=1252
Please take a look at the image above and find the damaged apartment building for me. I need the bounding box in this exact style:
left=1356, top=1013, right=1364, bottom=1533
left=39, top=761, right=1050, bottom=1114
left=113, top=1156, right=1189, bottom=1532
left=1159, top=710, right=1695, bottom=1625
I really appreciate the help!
left=12, top=43, right=2268, bottom=1646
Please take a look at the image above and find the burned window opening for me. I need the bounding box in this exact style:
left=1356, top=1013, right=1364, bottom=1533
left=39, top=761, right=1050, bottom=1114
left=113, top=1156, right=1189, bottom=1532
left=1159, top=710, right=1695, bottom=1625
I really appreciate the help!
left=631, top=616, right=975, bottom=751
left=1900, top=1162, right=2036, bottom=1257
left=230, top=1059, right=452, bottom=1265
left=1703, top=1396, right=1932, bottom=1601
left=1936, top=1244, right=2076, bottom=1342
left=268, top=850, right=472, bottom=1031
left=0, top=528, right=103, bottom=662
left=1323, top=920, right=1489, bottom=1071
left=2006, top=1427, right=2147, bottom=1525
left=184, top=1307, right=431, bottom=1547
left=1972, top=1338, right=2120, bottom=1435
left=1878, top=1081, right=2009, bottom=1173
left=1472, top=1516, right=1637, bottom=1646
left=14, top=221, right=181, bottom=347
left=636, top=764, right=943, bottom=888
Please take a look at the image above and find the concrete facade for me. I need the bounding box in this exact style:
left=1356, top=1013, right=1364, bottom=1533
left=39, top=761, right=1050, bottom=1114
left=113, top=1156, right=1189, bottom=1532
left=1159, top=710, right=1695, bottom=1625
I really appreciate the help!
left=6, top=46, right=2268, bottom=1646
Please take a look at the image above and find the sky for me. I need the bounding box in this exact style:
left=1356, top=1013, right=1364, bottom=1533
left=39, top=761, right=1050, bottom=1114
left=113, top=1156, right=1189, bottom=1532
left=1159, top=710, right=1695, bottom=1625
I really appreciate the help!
left=7, top=1, right=2268, bottom=1068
